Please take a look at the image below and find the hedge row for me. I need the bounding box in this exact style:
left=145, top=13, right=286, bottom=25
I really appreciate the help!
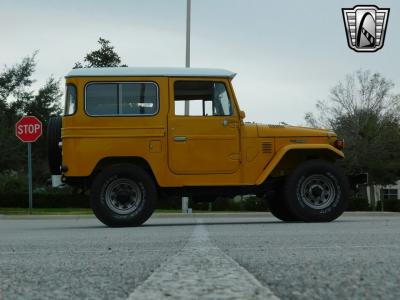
left=1, top=193, right=399, bottom=212
left=376, top=200, right=400, bottom=212
left=0, top=193, right=90, bottom=208
left=0, top=194, right=268, bottom=211
left=347, top=198, right=371, bottom=211
left=347, top=198, right=400, bottom=212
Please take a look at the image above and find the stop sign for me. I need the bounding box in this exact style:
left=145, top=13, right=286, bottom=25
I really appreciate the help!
left=15, top=116, right=43, bottom=142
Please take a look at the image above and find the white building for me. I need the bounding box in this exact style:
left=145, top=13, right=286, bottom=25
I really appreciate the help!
left=367, top=181, right=400, bottom=208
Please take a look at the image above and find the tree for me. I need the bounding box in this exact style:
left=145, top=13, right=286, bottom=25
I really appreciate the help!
left=23, top=77, right=62, bottom=123
left=305, top=70, right=400, bottom=189
left=0, top=53, right=62, bottom=183
left=74, top=37, right=127, bottom=68
left=0, top=53, right=37, bottom=172
left=0, top=53, right=36, bottom=123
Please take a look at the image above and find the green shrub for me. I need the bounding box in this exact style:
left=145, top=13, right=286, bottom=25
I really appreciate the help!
left=0, top=188, right=89, bottom=208
left=242, top=196, right=268, bottom=211
left=347, top=198, right=371, bottom=211
left=376, top=200, right=400, bottom=212
left=0, top=170, right=26, bottom=194
left=1, top=188, right=270, bottom=211
left=156, top=196, right=182, bottom=210
left=190, top=196, right=268, bottom=211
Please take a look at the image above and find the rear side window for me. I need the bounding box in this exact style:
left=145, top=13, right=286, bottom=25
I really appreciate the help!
left=64, top=84, right=77, bottom=116
left=86, top=83, right=118, bottom=115
left=85, top=82, right=159, bottom=116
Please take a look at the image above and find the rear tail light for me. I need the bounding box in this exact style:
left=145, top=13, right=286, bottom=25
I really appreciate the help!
left=334, top=139, right=345, bottom=150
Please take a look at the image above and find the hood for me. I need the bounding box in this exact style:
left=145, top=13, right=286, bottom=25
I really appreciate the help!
left=256, top=124, right=335, bottom=138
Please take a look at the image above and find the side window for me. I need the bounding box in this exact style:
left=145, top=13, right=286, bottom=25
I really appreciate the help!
left=85, top=82, right=158, bottom=116
left=174, top=81, right=233, bottom=116
left=86, top=83, right=118, bottom=115
left=381, top=188, right=398, bottom=200
left=121, top=83, right=158, bottom=115
left=64, top=84, right=77, bottom=116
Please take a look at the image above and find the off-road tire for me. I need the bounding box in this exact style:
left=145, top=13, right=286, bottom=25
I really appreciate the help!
left=267, top=190, right=299, bottom=222
left=283, top=159, right=349, bottom=222
left=47, top=116, right=62, bottom=174
left=90, top=164, right=156, bottom=227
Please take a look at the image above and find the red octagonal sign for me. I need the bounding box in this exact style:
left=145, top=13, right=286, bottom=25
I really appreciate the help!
left=15, top=116, right=43, bottom=142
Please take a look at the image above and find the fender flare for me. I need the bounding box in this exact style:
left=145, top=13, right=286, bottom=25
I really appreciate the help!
left=255, top=144, right=344, bottom=185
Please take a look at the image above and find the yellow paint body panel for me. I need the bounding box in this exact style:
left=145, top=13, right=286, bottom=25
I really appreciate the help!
left=255, top=144, right=344, bottom=185
left=62, top=75, right=343, bottom=187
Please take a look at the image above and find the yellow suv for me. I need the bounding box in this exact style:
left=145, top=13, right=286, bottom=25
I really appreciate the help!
left=47, top=67, right=348, bottom=227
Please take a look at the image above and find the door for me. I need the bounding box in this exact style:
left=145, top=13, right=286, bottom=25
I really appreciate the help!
left=168, top=79, right=240, bottom=174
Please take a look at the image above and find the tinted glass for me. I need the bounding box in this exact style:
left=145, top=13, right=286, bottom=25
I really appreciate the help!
left=64, top=85, right=77, bottom=115
left=86, top=84, right=118, bottom=115
left=86, top=83, right=158, bottom=116
left=213, top=83, right=232, bottom=116
left=121, top=83, right=158, bottom=115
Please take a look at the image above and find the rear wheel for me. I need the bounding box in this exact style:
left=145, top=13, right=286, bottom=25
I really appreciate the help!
left=283, top=159, right=349, bottom=222
left=90, top=164, right=156, bottom=227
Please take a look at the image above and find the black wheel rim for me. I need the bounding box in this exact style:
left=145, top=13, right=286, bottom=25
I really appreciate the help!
left=299, top=174, right=336, bottom=210
left=104, top=178, right=143, bottom=214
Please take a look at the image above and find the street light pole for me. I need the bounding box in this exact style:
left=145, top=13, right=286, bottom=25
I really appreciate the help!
left=182, top=0, right=191, bottom=213
left=185, top=0, right=191, bottom=69
left=184, top=0, right=191, bottom=115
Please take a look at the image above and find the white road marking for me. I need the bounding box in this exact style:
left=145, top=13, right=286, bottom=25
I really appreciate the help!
left=127, top=221, right=279, bottom=300
left=224, top=245, right=400, bottom=251
left=0, top=249, right=167, bottom=255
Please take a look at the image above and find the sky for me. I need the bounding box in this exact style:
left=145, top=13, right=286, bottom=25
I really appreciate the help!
left=1, top=0, right=399, bottom=125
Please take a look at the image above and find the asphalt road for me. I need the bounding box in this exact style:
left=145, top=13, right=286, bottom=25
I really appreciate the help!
left=0, top=212, right=399, bottom=300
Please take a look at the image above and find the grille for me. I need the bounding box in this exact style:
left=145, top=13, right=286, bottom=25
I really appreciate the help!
left=261, top=142, right=272, bottom=153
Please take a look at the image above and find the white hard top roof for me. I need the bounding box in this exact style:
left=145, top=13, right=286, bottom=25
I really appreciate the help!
left=66, top=67, right=236, bottom=79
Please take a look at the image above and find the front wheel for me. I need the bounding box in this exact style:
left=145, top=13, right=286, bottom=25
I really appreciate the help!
left=267, top=190, right=299, bottom=222
left=90, top=164, right=156, bottom=227
left=283, top=160, right=349, bottom=222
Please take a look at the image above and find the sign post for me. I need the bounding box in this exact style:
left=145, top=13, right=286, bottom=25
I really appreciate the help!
left=27, top=142, right=33, bottom=214
left=15, top=116, right=42, bottom=214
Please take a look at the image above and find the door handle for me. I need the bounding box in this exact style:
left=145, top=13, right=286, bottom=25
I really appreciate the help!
left=174, top=136, right=187, bottom=142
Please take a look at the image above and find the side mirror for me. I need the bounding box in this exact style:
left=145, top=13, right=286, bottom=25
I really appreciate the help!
left=239, top=110, right=246, bottom=119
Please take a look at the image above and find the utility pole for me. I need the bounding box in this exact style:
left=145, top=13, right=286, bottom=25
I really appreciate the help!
left=185, top=0, right=191, bottom=68
left=182, top=0, right=191, bottom=213
left=184, top=0, right=191, bottom=115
